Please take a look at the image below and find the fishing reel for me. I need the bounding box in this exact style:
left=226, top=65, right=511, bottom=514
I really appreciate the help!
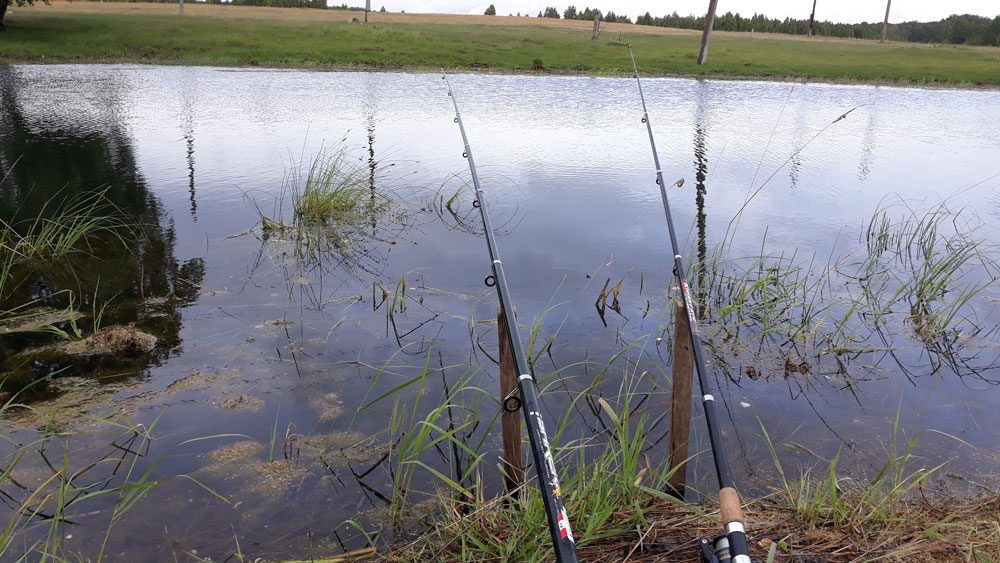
left=699, top=534, right=753, bottom=563
left=698, top=535, right=732, bottom=563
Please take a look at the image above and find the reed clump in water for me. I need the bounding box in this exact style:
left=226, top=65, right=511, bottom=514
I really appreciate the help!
left=249, top=143, right=392, bottom=236
left=291, top=146, right=372, bottom=226
left=687, top=195, right=999, bottom=382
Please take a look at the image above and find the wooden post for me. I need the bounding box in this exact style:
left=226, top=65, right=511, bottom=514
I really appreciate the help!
left=696, top=0, right=720, bottom=65
left=668, top=300, right=695, bottom=497
left=591, top=12, right=602, bottom=41
left=808, top=0, right=817, bottom=36
left=365, top=0, right=370, bottom=23
left=498, top=306, right=523, bottom=496
left=881, top=0, right=892, bottom=43
left=179, top=0, right=184, bottom=16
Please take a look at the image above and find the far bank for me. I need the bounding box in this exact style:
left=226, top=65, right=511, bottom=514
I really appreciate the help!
left=3, top=2, right=1000, bottom=86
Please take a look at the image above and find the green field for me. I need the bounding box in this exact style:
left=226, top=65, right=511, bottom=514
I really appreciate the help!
left=3, top=4, right=1000, bottom=85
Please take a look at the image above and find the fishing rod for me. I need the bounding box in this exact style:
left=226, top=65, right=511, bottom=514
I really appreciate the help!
left=627, top=46, right=751, bottom=563
left=442, top=71, right=579, bottom=563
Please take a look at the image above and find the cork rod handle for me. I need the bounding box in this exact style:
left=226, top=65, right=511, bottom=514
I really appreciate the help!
left=719, top=487, right=744, bottom=525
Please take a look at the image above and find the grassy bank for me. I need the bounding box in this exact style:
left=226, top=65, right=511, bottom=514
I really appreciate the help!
left=2, top=2, right=1000, bottom=85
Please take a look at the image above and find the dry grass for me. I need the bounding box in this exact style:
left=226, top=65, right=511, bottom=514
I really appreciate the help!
left=571, top=494, right=1000, bottom=562
left=396, top=492, right=1000, bottom=562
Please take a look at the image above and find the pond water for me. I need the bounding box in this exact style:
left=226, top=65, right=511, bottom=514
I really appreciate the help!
left=2, top=64, right=1000, bottom=561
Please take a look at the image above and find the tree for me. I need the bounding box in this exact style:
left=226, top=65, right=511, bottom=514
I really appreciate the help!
left=542, top=6, right=560, bottom=18
left=484, top=3, right=496, bottom=15
left=563, top=5, right=577, bottom=19
left=2, top=0, right=47, bottom=30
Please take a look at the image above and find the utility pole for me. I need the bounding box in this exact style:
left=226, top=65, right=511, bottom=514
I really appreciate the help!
left=808, top=0, right=817, bottom=36
left=881, top=0, right=891, bottom=42
left=696, top=0, right=720, bottom=65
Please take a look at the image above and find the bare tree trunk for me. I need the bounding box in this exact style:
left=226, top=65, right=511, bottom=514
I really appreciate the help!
left=696, top=0, right=720, bottom=65
left=591, top=11, right=602, bottom=41
left=808, top=0, right=817, bottom=36
left=881, top=0, right=891, bottom=43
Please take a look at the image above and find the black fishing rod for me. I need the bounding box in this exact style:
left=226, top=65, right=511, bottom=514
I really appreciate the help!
left=442, top=72, right=579, bottom=563
left=627, top=47, right=751, bottom=563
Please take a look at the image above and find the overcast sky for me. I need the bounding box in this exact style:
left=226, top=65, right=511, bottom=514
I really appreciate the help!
left=382, top=0, right=999, bottom=24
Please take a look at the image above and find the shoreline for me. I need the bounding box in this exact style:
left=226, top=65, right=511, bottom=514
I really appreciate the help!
left=3, top=57, right=998, bottom=91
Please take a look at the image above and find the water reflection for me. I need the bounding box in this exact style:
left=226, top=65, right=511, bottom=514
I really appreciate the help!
left=0, top=66, right=203, bottom=390
left=694, top=82, right=709, bottom=309
left=365, top=76, right=378, bottom=235
left=0, top=66, right=999, bottom=560
left=184, top=98, right=197, bottom=221
left=858, top=103, right=877, bottom=182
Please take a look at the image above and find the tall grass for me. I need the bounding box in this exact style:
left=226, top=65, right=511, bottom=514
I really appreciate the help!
left=6, top=7, right=1000, bottom=85
left=760, top=410, right=949, bottom=531
left=383, top=337, right=683, bottom=561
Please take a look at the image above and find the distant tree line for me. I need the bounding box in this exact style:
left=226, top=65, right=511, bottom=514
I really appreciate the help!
left=229, top=0, right=365, bottom=8
left=106, top=0, right=368, bottom=9
left=633, top=11, right=1000, bottom=46
left=535, top=5, right=630, bottom=23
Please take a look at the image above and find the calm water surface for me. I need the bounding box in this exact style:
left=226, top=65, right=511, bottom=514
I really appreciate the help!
left=1, top=65, right=999, bottom=561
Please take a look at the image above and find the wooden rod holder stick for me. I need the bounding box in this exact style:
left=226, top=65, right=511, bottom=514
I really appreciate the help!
left=668, top=299, right=695, bottom=498
left=498, top=306, right=524, bottom=496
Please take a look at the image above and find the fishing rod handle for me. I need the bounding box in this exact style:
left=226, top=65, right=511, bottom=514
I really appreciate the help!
left=719, top=488, right=750, bottom=562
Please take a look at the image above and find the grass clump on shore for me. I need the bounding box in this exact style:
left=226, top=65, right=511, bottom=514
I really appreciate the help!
left=378, top=366, right=994, bottom=562
left=377, top=353, right=997, bottom=562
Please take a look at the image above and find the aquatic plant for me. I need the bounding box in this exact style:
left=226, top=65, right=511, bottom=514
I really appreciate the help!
left=247, top=142, right=392, bottom=235
left=686, top=195, right=999, bottom=383
left=290, top=145, right=373, bottom=225
left=0, top=387, right=243, bottom=561
left=0, top=188, right=131, bottom=268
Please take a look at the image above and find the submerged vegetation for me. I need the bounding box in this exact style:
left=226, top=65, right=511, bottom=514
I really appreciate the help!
left=0, top=188, right=133, bottom=348
left=689, top=195, right=1000, bottom=386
